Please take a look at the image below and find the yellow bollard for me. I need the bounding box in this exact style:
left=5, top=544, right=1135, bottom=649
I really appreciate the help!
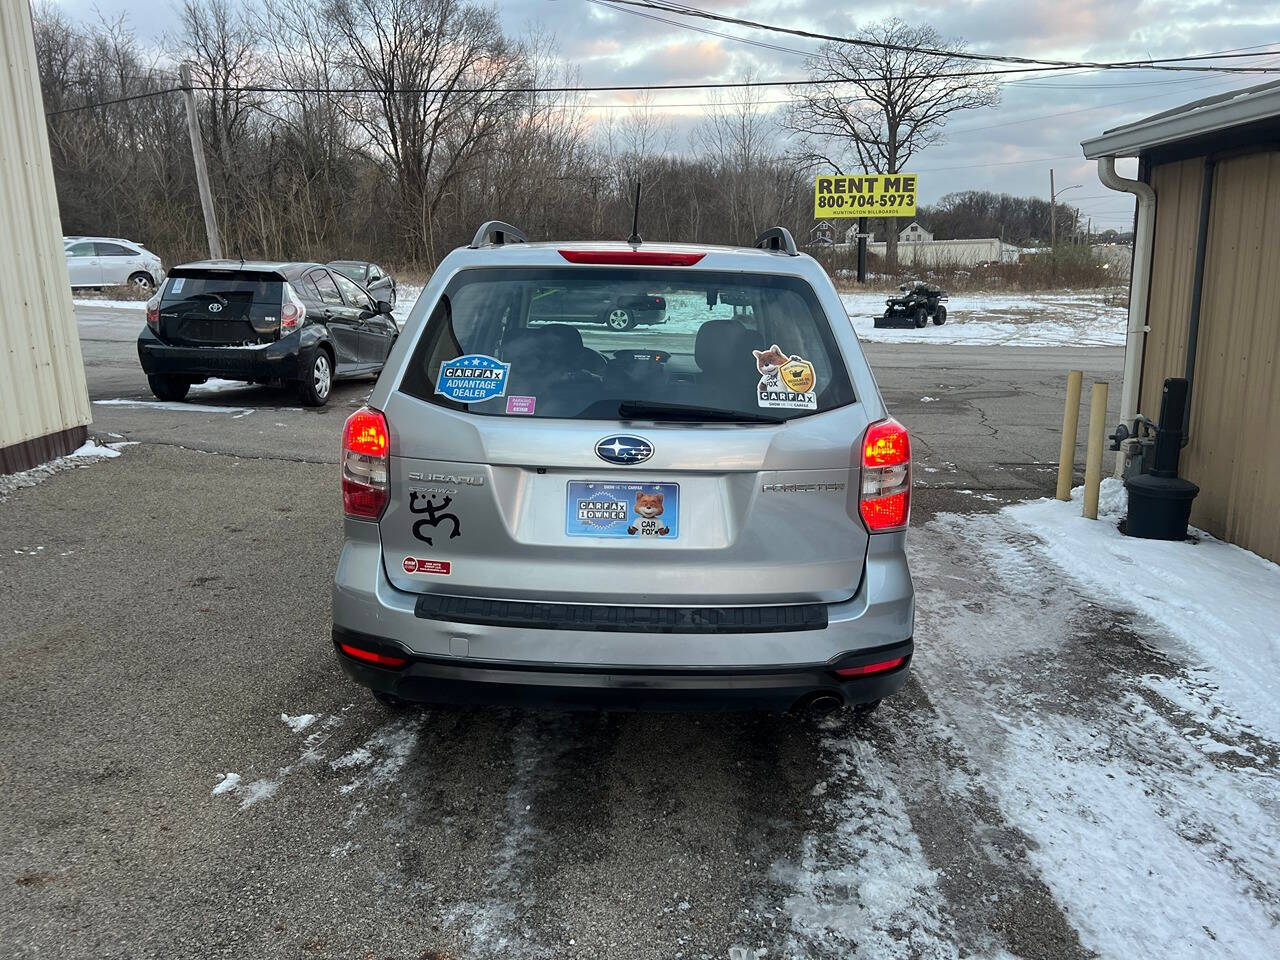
left=1056, top=370, right=1083, bottom=501
left=1083, top=381, right=1109, bottom=519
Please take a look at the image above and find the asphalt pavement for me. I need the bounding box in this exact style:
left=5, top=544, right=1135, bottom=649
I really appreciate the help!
left=0, top=304, right=1145, bottom=959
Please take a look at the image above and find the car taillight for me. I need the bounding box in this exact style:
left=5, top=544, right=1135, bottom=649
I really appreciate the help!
left=834, top=656, right=906, bottom=678
left=342, top=407, right=389, bottom=519
left=280, top=282, right=306, bottom=334
left=558, top=249, right=705, bottom=266
left=338, top=642, right=407, bottom=668
left=859, top=418, right=910, bottom=532
left=145, top=292, right=160, bottom=332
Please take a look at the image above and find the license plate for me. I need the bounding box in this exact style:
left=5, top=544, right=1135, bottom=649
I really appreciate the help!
left=565, top=481, right=679, bottom=539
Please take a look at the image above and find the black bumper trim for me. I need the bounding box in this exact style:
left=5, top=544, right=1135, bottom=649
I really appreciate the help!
left=332, top=626, right=913, bottom=712
left=413, top=593, right=828, bottom=634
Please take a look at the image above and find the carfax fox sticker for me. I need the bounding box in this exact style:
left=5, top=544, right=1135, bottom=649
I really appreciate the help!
left=753, top=344, right=817, bottom=410
left=565, top=481, right=679, bottom=539
left=436, top=354, right=510, bottom=403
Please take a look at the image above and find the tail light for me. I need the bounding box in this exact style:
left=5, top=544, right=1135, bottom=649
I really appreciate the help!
left=859, top=418, right=911, bottom=532
left=338, top=642, right=407, bottom=669
left=342, top=407, right=389, bottom=519
left=145, top=292, right=160, bottom=332
left=835, top=656, right=906, bottom=678
left=280, top=282, right=307, bottom=334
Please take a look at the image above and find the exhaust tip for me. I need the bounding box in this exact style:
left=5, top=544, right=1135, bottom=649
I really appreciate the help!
left=795, top=693, right=843, bottom=716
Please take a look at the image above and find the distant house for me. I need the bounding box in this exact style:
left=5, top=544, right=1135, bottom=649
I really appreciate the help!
left=899, top=221, right=933, bottom=243
left=810, top=220, right=835, bottom=245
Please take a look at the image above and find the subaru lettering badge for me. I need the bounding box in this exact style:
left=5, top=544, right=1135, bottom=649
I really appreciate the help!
left=595, top=434, right=653, bottom=466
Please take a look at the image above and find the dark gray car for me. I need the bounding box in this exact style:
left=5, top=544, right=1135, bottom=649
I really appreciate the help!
left=139, top=260, right=398, bottom=405
left=329, top=260, right=396, bottom=307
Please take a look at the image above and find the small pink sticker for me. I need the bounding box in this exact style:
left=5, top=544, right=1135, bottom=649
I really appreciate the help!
left=506, top=395, right=536, bottom=415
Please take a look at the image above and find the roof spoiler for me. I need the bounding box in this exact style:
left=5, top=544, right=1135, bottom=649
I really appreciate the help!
left=469, top=221, right=528, bottom=248
left=753, top=227, right=798, bottom=256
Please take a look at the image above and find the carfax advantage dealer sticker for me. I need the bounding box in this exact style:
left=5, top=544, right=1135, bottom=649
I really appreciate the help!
left=813, top=173, right=918, bottom=218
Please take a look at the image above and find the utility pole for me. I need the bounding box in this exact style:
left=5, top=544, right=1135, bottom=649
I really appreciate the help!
left=856, top=216, right=868, bottom=284
left=1044, top=171, right=1054, bottom=249
left=1049, top=169, right=1082, bottom=250
left=180, top=62, right=222, bottom=259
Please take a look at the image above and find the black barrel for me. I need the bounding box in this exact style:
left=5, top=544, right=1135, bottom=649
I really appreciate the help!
left=1123, top=473, right=1199, bottom=540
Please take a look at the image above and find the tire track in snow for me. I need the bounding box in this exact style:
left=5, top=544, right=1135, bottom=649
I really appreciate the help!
left=772, top=712, right=968, bottom=960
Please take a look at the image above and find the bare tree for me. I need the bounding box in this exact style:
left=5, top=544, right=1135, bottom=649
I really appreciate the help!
left=322, top=0, right=528, bottom=260
left=694, top=74, right=790, bottom=242
left=787, top=18, right=1000, bottom=263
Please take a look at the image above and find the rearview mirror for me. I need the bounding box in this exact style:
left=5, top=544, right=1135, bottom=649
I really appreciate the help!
left=375, top=299, right=394, bottom=315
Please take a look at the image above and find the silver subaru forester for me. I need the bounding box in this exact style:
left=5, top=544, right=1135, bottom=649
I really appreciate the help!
left=332, top=223, right=914, bottom=714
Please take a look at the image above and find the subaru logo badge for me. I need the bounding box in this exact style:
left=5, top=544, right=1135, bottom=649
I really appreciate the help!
left=595, top=434, right=653, bottom=465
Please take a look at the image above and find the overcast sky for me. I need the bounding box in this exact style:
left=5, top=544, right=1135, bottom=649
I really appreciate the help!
left=49, top=0, right=1280, bottom=233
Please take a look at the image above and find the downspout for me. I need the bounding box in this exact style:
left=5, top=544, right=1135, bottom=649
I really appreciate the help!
left=1097, top=156, right=1156, bottom=475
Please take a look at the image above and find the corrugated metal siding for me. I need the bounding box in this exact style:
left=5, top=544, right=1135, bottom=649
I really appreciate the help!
left=1183, top=150, right=1280, bottom=561
left=1140, top=158, right=1202, bottom=418
left=0, top=0, right=91, bottom=455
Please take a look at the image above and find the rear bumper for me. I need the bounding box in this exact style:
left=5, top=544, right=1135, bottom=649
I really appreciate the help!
left=331, top=525, right=914, bottom=711
left=333, top=625, right=911, bottom=711
left=137, top=328, right=306, bottom=380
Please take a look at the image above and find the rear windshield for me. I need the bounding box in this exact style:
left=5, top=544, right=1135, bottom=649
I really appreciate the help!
left=399, top=267, right=855, bottom=422
left=161, top=271, right=282, bottom=308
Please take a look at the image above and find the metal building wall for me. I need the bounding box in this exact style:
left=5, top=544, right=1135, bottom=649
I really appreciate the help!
left=1186, top=150, right=1280, bottom=561
left=1142, top=149, right=1280, bottom=561
left=1140, top=158, right=1201, bottom=419
left=0, top=0, right=91, bottom=472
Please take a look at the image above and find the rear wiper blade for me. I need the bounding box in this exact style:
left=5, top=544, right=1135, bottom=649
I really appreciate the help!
left=617, top=400, right=783, bottom=424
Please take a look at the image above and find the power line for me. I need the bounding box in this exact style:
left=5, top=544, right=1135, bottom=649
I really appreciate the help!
left=44, top=87, right=180, bottom=117
left=598, top=1, right=1280, bottom=73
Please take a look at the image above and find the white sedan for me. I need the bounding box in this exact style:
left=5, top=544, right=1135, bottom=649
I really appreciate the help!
left=64, top=236, right=165, bottom=290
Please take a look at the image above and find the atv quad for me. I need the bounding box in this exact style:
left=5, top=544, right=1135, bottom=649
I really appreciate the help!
left=876, top=281, right=948, bottom=328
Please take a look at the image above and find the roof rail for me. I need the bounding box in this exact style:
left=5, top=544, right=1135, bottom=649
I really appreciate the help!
left=469, top=221, right=528, bottom=249
left=753, top=226, right=798, bottom=256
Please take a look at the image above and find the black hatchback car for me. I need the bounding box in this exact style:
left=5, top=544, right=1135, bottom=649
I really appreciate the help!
left=138, top=260, right=398, bottom=405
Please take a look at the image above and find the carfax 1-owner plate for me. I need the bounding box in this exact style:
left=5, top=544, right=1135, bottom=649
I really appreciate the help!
left=566, top=481, right=679, bottom=539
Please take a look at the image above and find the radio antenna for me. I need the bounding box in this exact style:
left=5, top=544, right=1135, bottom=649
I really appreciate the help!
left=627, top=180, right=642, bottom=247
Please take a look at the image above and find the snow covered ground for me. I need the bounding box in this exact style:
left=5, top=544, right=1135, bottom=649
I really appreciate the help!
left=1007, top=478, right=1280, bottom=741
left=897, top=490, right=1280, bottom=960
left=76, top=284, right=1123, bottom=348
left=842, top=289, right=1128, bottom=346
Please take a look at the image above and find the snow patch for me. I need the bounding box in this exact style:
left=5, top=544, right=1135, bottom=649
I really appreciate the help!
left=281, top=713, right=316, bottom=733
left=70, top=440, right=121, bottom=459
left=94, top=399, right=254, bottom=415
left=210, top=772, right=241, bottom=796
left=1004, top=480, right=1280, bottom=741
left=842, top=290, right=1127, bottom=346
left=73, top=297, right=146, bottom=310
